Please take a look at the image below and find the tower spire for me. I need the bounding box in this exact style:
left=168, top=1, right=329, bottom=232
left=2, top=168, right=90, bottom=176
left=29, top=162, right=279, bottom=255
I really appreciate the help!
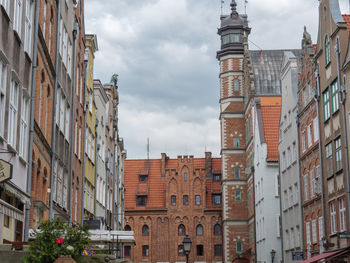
left=230, top=0, right=238, bottom=14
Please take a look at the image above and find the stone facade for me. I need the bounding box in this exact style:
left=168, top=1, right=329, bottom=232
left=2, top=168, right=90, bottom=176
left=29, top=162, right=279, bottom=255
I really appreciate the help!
left=279, top=51, right=303, bottom=262
left=124, top=153, right=222, bottom=263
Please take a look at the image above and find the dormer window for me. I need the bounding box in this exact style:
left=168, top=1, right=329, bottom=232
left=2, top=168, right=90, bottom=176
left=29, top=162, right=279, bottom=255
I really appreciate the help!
left=221, top=33, right=242, bottom=46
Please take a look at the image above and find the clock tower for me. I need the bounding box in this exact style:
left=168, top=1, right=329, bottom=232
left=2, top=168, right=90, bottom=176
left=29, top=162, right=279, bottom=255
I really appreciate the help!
left=217, top=1, right=253, bottom=262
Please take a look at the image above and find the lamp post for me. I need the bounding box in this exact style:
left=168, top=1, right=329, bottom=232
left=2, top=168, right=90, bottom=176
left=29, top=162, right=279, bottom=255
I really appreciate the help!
left=182, top=234, right=192, bottom=263
left=270, top=249, right=276, bottom=263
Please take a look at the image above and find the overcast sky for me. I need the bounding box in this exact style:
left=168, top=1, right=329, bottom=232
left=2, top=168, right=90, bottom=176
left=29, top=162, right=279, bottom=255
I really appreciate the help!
left=85, top=0, right=349, bottom=159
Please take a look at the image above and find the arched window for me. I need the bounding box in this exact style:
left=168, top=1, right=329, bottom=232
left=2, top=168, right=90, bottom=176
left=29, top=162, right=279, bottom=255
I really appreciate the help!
left=214, top=224, right=221, bottom=235
left=142, top=225, right=149, bottom=236
left=178, top=224, right=185, bottom=236
left=125, top=225, right=131, bottom=231
left=196, top=224, right=203, bottom=236
left=325, top=34, right=331, bottom=65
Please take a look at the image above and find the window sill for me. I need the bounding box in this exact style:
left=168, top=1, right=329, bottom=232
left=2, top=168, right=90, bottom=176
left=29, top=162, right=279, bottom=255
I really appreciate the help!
left=19, top=155, right=28, bottom=166
left=1, top=5, right=10, bottom=22
left=7, top=143, right=17, bottom=154
left=13, top=30, right=22, bottom=44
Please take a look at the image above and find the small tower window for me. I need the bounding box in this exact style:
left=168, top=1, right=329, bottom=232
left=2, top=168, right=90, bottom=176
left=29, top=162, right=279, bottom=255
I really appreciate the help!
left=195, top=195, right=201, bottom=205
left=233, top=79, right=239, bottom=92
left=142, top=225, right=149, bottom=236
left=184, top=172, right=187, bottom=182
left=183, top=195, right=189, bottom=206
left=139, top=174, right=148, bottom=183
left=197, top=224, right=203, bottom=235
left=178, top=224, right=185, bottom=236
left=171, top=195, right=176, bottom=206
left=236, top=241, right=243, bottom=253
left=233, top=138, right=240, bottom=148
left=325, top=34, right=331, bottom=65
left=234, top=190, right=242, bottom=202
left=214, top=224, right=221, bottom=235
left=234, top=167, right=240, bottom=179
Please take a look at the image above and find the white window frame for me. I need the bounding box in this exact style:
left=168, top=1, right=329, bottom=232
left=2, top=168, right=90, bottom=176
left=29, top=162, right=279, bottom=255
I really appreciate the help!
left=312, top=220, right=317, bottom=244
left=318, top=217, right=324, bottom=240
left=310, top=169, right=315, bottom=198
left=8, top=77, right=19, bottom=148
left=295, top=226, right=300, bottom=248
left=330, top=202, right=337, bottom=234
left=24, top=0, right=34, bottom=55
left=19, top=95, right=28, bottom=158
left=0, top=58, right=7, bottom=137
left=306, top=222, right=311, bottom=245
left=276, top=215, right=280, bottom=237
left=67, top=40, right=72, bottom=75
left=304, top=173, right=309, bottom=202
left=42, top=0, right=47, bottom=39
left=14, top=0, right=23, bottom=37
left=339, top=198, right=346, bottom=232
left=302, top=131, right=306, bottom=152
left=65, top=104, right=70, bottom=141
left=313, top=118, right=319, bottom=142
left=307, top=124, right=312, bottom=147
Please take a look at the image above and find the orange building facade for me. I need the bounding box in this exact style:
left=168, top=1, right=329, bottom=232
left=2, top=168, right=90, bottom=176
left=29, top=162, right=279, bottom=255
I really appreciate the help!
left=124, top=152, right=222, bottom=263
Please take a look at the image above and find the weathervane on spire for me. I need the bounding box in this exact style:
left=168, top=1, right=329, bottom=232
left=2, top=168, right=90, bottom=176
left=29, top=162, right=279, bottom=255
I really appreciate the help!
left=220, top=0, right=224, bottom=16
left=230, top=0, right=237, bottom=13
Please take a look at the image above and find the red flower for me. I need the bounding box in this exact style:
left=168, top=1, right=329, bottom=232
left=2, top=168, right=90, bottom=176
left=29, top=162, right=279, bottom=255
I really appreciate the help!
left=56, top=238, right=64, bottom=244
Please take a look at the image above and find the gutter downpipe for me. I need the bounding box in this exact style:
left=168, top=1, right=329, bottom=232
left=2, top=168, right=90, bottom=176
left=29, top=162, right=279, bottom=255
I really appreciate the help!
left=105, top=156, right=108, bottom=229
left=315, top=66, right=326, bottom=252
left=49, top=0, right=61, bottom=219
left=116, top=143, right=120, bottom=231
left=296, top=111, right=305, bottom=255
left=81, top=51, right=89, bottom=225
left=94, top=119, right=98, bottom=217
left=24, top=0, right=40, bottom=242
left=68, top=22, right=78, bottom=225
left=112, top=130, right=116, bottom=230
left=335, top=39, right=350, bottom=232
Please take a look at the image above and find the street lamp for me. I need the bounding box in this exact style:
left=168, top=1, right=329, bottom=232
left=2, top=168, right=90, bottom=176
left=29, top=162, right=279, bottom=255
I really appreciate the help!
left=270, top=249, right=276, bottom=263
left=182, top=234, right=192, bottom=263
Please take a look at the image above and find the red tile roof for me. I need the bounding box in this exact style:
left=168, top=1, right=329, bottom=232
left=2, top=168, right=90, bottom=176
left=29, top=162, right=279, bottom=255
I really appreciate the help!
left=124, top=156, right=222, bottom=210
left=342, top=15, right=350, bottom=35
left=259, top=97, right=281, bottom=162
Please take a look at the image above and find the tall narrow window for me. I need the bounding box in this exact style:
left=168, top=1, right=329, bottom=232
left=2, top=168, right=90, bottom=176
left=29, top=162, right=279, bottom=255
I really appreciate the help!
left=8, top=78, right=19, bottom=147
left=312, top=220, right=317, bottom=244
left=19, top=96, right=28, bottom=158
left=325, top=34, right=331, bottom=65
left=42, top=0, right=47, bottom=39
left=303, top=173, right=309, bottom=201
left=142, top=245, right=149, bottom=257
left=330, top=202, right=337, bottom=234
left=325, top=143, right=333, bottom=177
left=171, top=195, right=176, bottom=206
left=14, top=0, right=23, bottom=36
left=331, top=80, right=339, bottom=113
left=310, top=169, right=315, bottom=198
left=124, top=246, right=131, bottom=257
left=214, top=245, right=222, bottom=256
left=335, top=137, right=342, bottom=171
left=142, top=225, right=149, bottom=236
left=339, top=198, right=346, bottom=231
left=196, top=245, right=204, bottom=256
left=24, top=0, right=34, bottom=55
left=184, top=172, right=187, bottom=182
left=196, top=224, right=203, bottom=236
left=195, top=195, right=200, bottom=205
left=234, top=167, right=240, bottom=179
left=323, top=89, right=330, bottom=121
left=0, top=59, right=7, bottom=137
left=214, top=224, right=221, bottom=235
left=178, top=224, right=185, bottom=236
left=234, top=190, right=241, bottom=202
left=233, top=137, right=239, bottom=148
left=306, top=222, right=311, bottom=245
left=233, top=79, right=239, bottom=92
left=236, top=241, right=242, bottom=253
left=313, top=118, right=319, bottom=142
left=67, top=40, right=72, bottom=76
left=302, top=131, right=306, bottom=152
left=183, top=195, right=188, bottom=206
left=307, top=125, right=312, bottom=147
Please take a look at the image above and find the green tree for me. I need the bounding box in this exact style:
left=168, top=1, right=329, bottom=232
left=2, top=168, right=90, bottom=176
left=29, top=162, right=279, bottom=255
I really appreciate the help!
left=23, top=218, right=90, bottom=263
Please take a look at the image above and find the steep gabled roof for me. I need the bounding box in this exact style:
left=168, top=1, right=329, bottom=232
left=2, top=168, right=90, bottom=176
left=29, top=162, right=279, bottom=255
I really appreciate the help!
left=249, top=50, right=302, bottom=96
left=259, top=97, right=282, bottom=162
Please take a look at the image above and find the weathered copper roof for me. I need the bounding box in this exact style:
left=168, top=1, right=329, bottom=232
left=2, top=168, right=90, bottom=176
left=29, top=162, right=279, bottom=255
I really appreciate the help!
left=249, top=50, right=302, bottom=96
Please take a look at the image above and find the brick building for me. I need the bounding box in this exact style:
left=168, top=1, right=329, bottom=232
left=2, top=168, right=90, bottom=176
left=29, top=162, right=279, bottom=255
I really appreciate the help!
left=30, top=0, right=58, bottom=229
left=315, top=0, right=350, bottom=255
left=298, top=30, right=324, bottom=259
left=124, top=153, right=222, bottom=263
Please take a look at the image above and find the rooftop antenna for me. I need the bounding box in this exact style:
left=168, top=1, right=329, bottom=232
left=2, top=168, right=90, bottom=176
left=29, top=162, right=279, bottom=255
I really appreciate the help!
left=221, top=0, right=224, bottom=16
left=244, top=0, right=248, bottom=15
left=147, top=137, right=150, bottom=160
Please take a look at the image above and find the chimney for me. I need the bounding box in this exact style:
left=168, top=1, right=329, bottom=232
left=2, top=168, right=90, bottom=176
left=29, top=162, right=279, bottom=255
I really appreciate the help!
left=161, top=153, right=167, bottom=177
left=205, top=152, right=212, bottom=179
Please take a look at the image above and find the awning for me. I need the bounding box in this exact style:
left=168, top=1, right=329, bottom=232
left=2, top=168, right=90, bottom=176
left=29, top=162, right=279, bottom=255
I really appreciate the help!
left=0, top=198, right=24, bottom=222
left=89, top=230, right=136, bottom=246
left=301, top=248, right=347, bottom=263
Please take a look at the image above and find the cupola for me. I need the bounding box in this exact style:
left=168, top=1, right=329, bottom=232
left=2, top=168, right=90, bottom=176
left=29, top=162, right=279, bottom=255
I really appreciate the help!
left=217, top=0, right=251, bottom=59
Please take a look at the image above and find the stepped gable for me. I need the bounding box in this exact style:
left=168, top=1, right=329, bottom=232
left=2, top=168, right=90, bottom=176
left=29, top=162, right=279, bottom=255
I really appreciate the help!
left=249, top=49, right=302, bottom=96
left=259, top=97, right=282, bottom=162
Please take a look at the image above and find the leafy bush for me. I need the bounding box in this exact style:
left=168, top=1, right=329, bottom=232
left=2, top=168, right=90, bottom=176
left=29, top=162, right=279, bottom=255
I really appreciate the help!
left=23, top=218, right=90, bottom=263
